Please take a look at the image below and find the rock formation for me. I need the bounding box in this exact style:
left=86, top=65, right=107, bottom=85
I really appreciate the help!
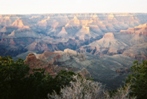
left=121, top=23, right=147, bottom=35
left=58, top=27, right=68, bottom=36
left=11, top=19, right=29, bottom=29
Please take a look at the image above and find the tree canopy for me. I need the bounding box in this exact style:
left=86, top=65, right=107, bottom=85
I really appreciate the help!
left=0, top=56, right=75, bottom=99
left=126, top=60, right=147, bottom=99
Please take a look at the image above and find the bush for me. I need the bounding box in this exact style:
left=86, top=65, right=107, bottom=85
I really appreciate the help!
left=126, top=60, right=147, bottom=99
left=0, top=56, right=139, bottom=99
left=0, top=56, right=29, bottom=99
left=48, top=75, right=104, bottom=99
left=48, top=75, right=136, bottom=99
left=0, top=56, right=75, bottom=99
left=105, top=84, right=136, bottom=99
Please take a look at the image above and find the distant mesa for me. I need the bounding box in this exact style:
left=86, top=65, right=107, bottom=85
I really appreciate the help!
left=98, top=24, right=108, bottom=32
left=9, top=38, right=15, bottom=45
left=11, top=19, right=30, bottom=29
left=121, top=23, right=147, bottom=35
left=136, top=23, right=147, bottom=28
left=91, top=14, right=99, bottom=23
left=69, top=15, right=80, bottom=25
left=27, top=42, right=38, bottom=51
left=0, top=27, right=7, bottom=32
left=8, top=30, right=15, bottom=37
left=73, top=16, right=80, bottom=23
left=27, top=41, right=49, bottom=52
left=64, top=48, right=77, bottom=56
left=37, top=17, right=50, bottom=27
left=37, top=19, right=47, bottom=27
left=108, top=14, right=115, bottom=20
left=92, top=14, right=98, bottom=19
left=123, top=44, right=147, bottom=60
left=12, top=19, right=24, bottom=27
left=58, top=27, right=68, bottom=36
left=90, top=32, right=116, bottom=47
left=94, top=32, right=127, bottom=48
left=103, top=32, right=115, bottom=39
left=80, top=20, right=92, bottom=26
left=82, top=32, right=127, bottom=55
left=0, top=16, right=12, bottom=26
left=89, top=25, right=102, bottom=33
left=51, top=21, right=59, bottom=30
left=79, top=26, right=90, bottom=34
left=65, top=23, right=69, bottom=27
left=76, top=26, right=90, bottom=40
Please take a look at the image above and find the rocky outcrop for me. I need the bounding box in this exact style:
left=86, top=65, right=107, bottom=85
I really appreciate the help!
left=8, top=30, right=15, bottom=37
left=0, top=27, right=7, bottom=32
left=69, top=15, right=80, bottom=25
left=121, top=23, right=147, bottom=35
left=77, top=68, right=91, bottom=78
left=103, top=32, right=114, bottom=39
left=108, top=13, right=115, bottom=20
left=37, top=19, right=48, bottom=27
left=9, top=38, right=15, bottom=45
left=58, top=27, right=68, bottom=36
left=0, top=16, right=12, bottom=26
left=24, top=52, right=80, bottom=76
left=24, top=53, right=59, bottom=75
left=73, top=16, right=80, bottom=25
left=81, top=32, right=127, bottom=55
left=63, top=48, right=79, bottom=57
left=11, top=19, right=30, bottom=29
left=123, top=43, right=147, bottom=60
left=76, top=26, right=90, bottom=40
left=27, top=41, right=49, bottom=52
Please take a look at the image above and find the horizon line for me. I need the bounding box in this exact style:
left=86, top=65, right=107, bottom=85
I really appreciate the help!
left=1, top=12, right=147, bottom=15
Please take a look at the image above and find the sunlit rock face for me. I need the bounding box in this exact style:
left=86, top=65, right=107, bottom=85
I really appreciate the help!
left=80, top=32, right=127, bottom=55
left=0, top=16, right=12, bottom=26
left=121, top=23, right=147, bottom=35
left=24, top=51, right=90, bottom=77
left=11, top=19, right=30, bottom=29
left=108, top=13, right=115, bottom=20
left=103, top=32, right=114, bottom=39
left=58, top=27, right=68, bottom=37
left=0, top=27, right=7, bottom=32
left=38, top=19, right=47, bottom=25
left=8, top=30, right=15, bottom=37
left=71, top=16, right=80, bottom=25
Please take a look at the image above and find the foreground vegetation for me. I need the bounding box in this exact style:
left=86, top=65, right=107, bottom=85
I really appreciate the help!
left=125, top=60, right=147, bottom=99
left=0, top=56, right=146, bottom=99
left=0, top=56, right=75, bottom=99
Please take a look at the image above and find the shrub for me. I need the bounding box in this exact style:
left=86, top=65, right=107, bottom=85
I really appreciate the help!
left=48, top=75, right=104, bottom=99
left=125, top=60, right=147, bottom=99
left=0, top=56, right=75, bottom=99
left=105, top=84, right=136, bottom=99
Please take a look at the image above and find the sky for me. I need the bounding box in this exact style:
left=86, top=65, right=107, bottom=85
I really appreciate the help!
left=0, top=0, right=147, bottom=14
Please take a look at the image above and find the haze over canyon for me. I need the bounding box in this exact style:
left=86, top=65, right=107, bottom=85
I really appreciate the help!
left=0, top=13, right=147, bottom=88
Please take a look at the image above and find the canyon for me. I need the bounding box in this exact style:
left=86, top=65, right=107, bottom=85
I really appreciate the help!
left=0, top=13, right=147, bottom=89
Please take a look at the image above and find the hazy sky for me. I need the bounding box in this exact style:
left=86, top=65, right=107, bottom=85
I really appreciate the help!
left=0, top=0, right=147, bottom=14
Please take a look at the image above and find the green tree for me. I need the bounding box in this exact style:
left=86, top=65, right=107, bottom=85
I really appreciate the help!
left=126, top=60, right=147, bottom=99
left=0, top=56, right=29, bottom=99
left=0, top=56, right=76, bottom=99
left=20, top=69, right=53, bottom=99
